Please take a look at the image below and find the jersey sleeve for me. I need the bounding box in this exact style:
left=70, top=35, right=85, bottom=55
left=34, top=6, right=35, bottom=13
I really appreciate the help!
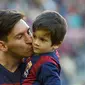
left=37, top=62, right=61, bottom=85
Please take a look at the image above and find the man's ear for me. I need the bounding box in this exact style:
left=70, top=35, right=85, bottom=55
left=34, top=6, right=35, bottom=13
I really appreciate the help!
left=0, top=41, right=8, bottom=51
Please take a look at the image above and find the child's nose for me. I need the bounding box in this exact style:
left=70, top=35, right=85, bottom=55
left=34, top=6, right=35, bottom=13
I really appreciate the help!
left=34, top=39, right=39, bottom=46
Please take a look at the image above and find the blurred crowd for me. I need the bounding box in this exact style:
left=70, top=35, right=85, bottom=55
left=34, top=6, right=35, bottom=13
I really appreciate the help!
left=0, top=0, right=85, bottom=85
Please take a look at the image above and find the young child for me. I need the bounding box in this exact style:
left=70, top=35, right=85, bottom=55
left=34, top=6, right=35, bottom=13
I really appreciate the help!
left=22, top=10, right=67, bottom=85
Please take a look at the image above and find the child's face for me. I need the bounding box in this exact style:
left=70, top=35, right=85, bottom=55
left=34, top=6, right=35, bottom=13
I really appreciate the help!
left=32, top=30, right=53, bottom=54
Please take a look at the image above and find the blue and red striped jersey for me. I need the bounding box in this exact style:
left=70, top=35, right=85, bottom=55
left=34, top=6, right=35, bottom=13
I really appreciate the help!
left=22, top=50, right=61, bottom=85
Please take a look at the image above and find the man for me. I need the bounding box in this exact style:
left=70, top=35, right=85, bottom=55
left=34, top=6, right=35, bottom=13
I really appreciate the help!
left=0, top=10, right=33, bottom=85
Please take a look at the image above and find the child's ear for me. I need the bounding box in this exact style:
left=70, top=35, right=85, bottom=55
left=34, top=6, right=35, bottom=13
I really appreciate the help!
left=52, top=45, right=59, bottom=50
left=52, top=41, right=62, bottom=50
left=0, top=41, right=8, bottom=52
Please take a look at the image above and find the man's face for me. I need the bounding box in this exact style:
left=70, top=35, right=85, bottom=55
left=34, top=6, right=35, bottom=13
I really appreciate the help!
left=6, top=19, right=33, bottom=58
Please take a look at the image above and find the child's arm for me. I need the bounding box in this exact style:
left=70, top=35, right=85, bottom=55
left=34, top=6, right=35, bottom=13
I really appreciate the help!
left=37, top=62, right=61, bottom=85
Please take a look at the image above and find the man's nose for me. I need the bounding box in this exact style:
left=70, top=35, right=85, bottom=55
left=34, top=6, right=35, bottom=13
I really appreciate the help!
left=25, top=33, right=32, bottom=44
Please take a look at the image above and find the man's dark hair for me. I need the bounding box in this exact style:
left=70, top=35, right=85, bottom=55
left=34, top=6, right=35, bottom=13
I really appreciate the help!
left=0, top=10, right=24, bottom=41
left=32, top=11, right=67, bottom=45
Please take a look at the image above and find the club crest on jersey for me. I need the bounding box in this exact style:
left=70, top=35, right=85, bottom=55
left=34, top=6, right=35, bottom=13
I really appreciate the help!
left=23, top=61, right=32, bottom=78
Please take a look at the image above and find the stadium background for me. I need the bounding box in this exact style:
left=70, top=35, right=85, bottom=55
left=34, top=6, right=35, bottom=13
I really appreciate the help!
left=0, top=0, right=85, bottom=85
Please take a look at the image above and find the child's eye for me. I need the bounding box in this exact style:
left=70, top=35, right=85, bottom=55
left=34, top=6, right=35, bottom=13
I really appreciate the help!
left=33, top=34, right=36, bottom=38
left=40, top=38, right=46, bottom=41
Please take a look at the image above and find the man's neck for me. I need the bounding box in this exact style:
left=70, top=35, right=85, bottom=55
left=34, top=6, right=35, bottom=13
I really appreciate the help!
left=0, top=52, right=21, bottom=72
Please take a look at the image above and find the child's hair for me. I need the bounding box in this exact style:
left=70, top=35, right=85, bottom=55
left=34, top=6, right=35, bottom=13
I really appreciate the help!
left=32, top=10, right=67, bottom=46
